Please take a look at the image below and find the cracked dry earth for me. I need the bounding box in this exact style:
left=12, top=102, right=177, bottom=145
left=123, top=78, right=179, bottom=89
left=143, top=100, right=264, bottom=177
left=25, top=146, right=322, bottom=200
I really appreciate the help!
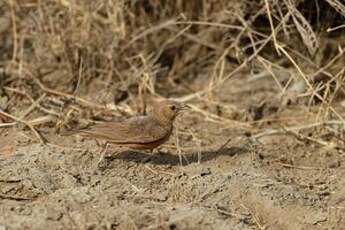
left=1, top=78, right=345, bottom=230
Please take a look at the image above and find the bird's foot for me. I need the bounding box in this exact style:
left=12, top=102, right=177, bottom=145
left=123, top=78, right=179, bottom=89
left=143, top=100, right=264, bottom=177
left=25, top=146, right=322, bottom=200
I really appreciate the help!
left=96, top=157, right=110, bottom=172
left=140, top=155, right=152, bottom=163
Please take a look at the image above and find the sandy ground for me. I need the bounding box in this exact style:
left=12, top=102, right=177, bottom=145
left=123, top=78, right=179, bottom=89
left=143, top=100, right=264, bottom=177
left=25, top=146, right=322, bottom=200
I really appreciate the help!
left=1, top=74, right=345, bottom=230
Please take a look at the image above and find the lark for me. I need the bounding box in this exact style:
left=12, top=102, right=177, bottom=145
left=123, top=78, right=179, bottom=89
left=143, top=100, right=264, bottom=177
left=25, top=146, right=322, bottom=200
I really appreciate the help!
left=63, top=100, right=188, bottom=166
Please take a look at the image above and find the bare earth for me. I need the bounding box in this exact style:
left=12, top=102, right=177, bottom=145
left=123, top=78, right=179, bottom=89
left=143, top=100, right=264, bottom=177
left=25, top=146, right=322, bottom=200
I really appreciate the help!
left=1, top=75, right=345, bottom=230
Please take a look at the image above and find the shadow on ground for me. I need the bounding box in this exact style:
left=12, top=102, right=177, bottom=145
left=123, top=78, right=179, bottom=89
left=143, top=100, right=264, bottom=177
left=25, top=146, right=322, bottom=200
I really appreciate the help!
left=107, top=146, right=249, bottom=166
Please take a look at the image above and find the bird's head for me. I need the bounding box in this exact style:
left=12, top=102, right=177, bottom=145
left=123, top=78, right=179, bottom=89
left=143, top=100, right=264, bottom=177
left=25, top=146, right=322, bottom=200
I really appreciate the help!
left=152, top=100, right=189, bottom=124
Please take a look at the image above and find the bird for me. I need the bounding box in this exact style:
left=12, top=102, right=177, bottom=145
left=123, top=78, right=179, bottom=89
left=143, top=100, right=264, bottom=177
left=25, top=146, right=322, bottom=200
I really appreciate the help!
left=62, top=99, right=189, bottom=166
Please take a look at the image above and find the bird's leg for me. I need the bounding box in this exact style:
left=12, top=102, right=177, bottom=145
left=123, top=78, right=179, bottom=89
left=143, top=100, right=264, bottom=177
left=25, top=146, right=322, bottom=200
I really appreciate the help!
left=174, top=125, right=184, bottom=166
left=97, top=142, right=110, bottom=169
left=141, top=149, right=154, bottom=163
left=178, top=152, right=183, bottom=166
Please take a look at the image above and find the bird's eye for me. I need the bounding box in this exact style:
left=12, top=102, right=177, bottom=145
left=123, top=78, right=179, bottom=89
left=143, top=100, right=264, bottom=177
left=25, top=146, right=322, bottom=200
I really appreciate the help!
left=171, top=105, right=176, bottom=111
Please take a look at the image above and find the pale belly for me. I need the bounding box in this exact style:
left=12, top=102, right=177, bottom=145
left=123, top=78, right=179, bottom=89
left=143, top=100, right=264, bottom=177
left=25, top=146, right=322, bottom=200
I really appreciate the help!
left=110, top=131, right=172, bottom=150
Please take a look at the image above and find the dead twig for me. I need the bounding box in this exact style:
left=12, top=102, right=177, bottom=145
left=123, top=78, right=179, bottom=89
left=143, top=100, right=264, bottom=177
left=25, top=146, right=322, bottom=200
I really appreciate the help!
left=33, top=79, right=120, bottom=113
left=240, top=204, right=267, bottom=230
left=253, top=120, right=345, bottom=140
left=216, top=137, right=232, bottom=152
left=0, top=193, right=36, bottom=201
left=143, top=165, right=176, bottom=177
left=277, top=163, right=325, bottom=170
left=281, top=125, right=339, bottom=149
left=0, top=110, right=45, bottom=143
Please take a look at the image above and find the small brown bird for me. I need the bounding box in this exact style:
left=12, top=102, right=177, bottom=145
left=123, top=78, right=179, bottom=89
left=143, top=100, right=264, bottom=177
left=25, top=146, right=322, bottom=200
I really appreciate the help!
left=64, top=100, right=188, bottom=164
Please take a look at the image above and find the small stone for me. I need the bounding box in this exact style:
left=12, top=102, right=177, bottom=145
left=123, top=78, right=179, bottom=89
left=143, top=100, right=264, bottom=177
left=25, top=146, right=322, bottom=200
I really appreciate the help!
left=328, top=160, right=340, bottom=168
left=156, top=191, right=168, bottom=201
left=200, top=168, right=211, bottom=177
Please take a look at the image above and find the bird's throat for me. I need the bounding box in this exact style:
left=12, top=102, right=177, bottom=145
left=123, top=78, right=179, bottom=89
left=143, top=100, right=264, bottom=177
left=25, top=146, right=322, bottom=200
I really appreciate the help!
left=153, top=112, right=174, bottom=129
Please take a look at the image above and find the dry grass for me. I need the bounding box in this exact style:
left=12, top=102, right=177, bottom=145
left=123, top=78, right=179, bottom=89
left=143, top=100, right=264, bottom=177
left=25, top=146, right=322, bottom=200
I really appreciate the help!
left=0, top=0, right=345, bottom=228
left=1, top=1, right=344, bottom=132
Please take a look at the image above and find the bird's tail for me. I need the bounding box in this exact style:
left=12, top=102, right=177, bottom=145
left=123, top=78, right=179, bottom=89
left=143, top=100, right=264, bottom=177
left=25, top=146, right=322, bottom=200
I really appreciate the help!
left=60, top=126, right=93, bottom=137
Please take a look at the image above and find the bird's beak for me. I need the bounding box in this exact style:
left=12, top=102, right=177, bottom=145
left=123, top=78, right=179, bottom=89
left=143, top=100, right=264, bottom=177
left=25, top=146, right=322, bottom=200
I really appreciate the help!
left=183, top=104, right=191, bottom=110
left=179, top=103, right=190, bottom=112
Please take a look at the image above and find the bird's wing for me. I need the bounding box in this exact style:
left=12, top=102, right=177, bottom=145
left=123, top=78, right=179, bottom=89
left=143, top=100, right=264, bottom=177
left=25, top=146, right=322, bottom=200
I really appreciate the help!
left=77, top=116, right=171, bottom=144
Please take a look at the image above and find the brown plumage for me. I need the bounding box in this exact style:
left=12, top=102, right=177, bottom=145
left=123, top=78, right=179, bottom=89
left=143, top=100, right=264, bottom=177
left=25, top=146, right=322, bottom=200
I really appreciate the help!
left=64, top=100, right=188, bottom=151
